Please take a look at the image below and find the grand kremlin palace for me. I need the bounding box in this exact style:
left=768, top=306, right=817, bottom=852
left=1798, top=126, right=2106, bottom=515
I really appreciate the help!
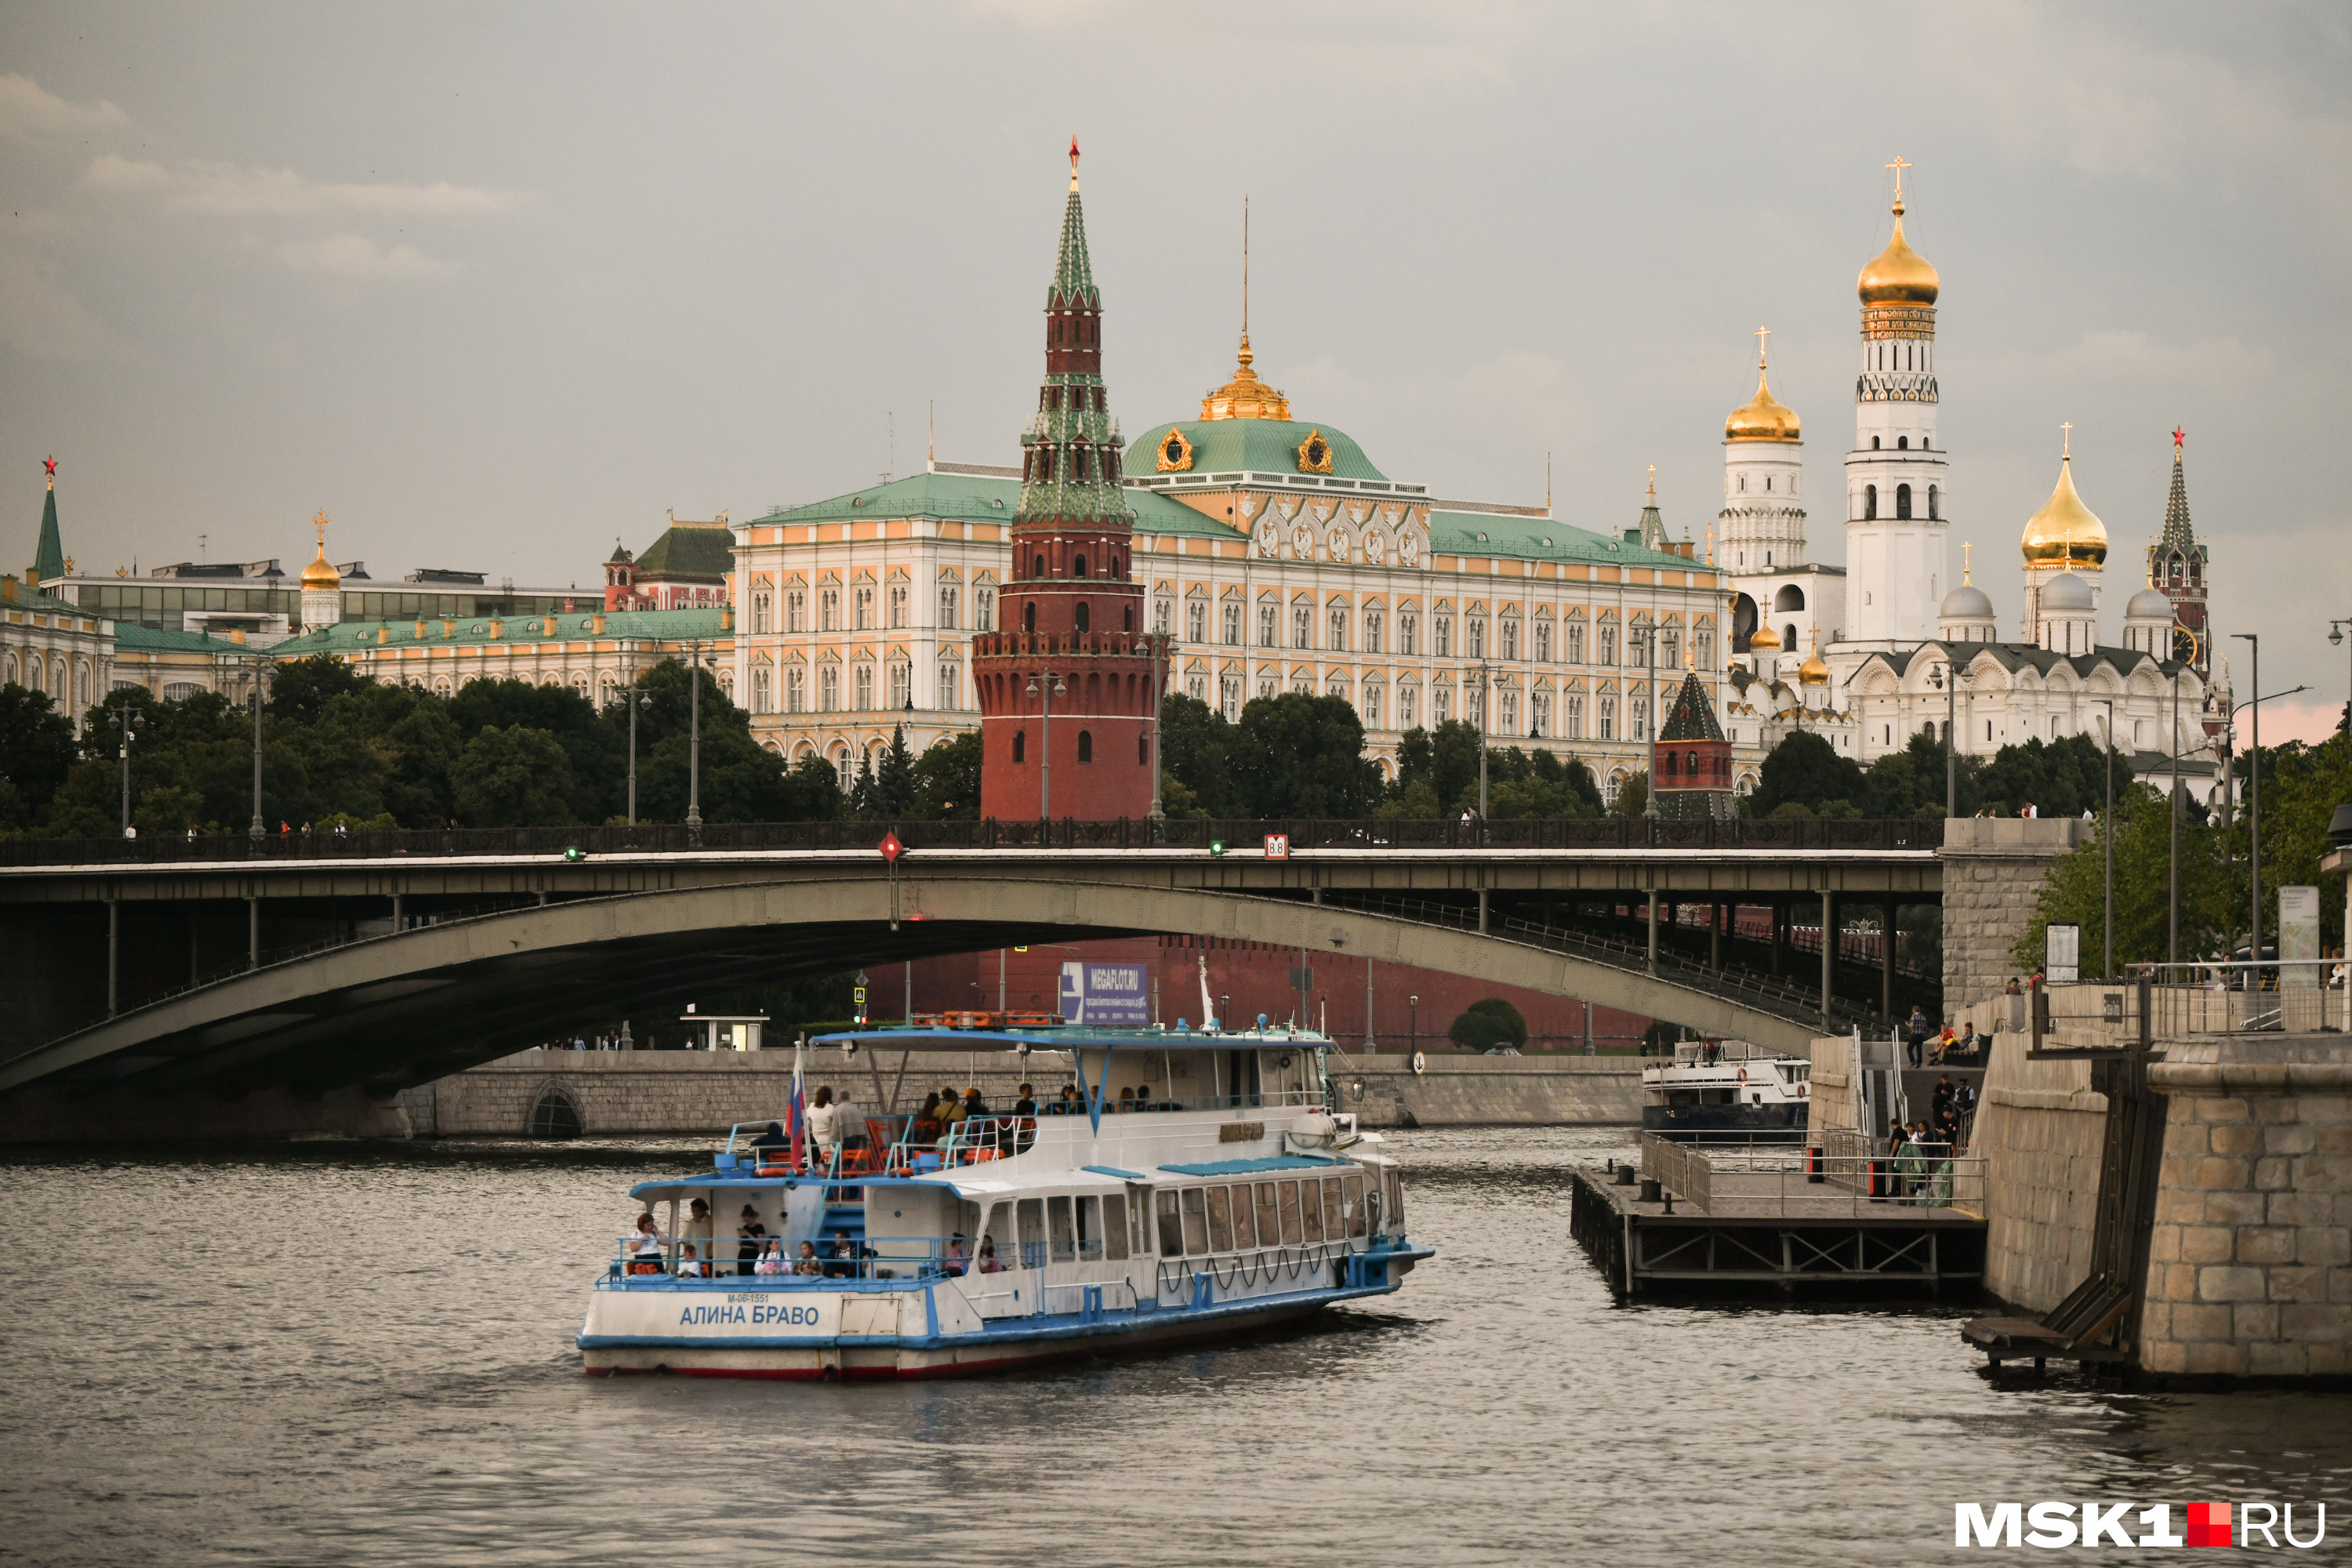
left=730, top=346, right=1728, bottom=802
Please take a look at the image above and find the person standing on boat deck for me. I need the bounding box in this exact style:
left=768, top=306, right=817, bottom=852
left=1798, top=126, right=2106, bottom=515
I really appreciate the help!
left=750, top=1120, right=788, bottom=1158
left=1904, top=1006, right=1929, bottom=1069
left=683, top=1197, right=714, bottom=1261
left=808, top=1087, right=841, bottom=1164
left=735, top=1206, right=767, bottom=1278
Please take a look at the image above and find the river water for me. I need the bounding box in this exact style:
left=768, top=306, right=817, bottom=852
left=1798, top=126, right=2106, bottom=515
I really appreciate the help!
left=2, top=1127, right=2346, bottom=1566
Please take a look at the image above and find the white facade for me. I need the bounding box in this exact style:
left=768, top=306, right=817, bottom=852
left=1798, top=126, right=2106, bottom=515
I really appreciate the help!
left=1842, top=328, right=1948, bottom=649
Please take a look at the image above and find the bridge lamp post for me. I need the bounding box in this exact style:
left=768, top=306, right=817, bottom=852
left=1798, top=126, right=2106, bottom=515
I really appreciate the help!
left=1926, top=658, right=1971, bottom=819
left=2232, top=633, right=2260, bottom=965
left=2331, top=621, right=2352, bottom=741
left=1408, top=993, right=1418, bottom=1054
left=245, top=653, right=272, bottom=840
left=109, top=707, right=143, bottom=837
left=685, top=639, right=706, bottom=843
left=2095, top=696, right=2116, bottom=982
left=1026, top=673, right=1066, bottom=825
left=1474, top=658, right=1490, bottom=820
left=1628, top=622, right=1661, bottom=822
left=623, top=688, right=652, bottom=826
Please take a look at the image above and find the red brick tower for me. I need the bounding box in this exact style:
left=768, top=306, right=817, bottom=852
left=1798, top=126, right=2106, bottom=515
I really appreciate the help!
left=972, top=143, right=1162, bottom=822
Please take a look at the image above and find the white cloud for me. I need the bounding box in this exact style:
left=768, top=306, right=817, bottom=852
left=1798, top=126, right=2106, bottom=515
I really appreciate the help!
left=85, top=154, right=520, bottom=218
left=0, top=251, right=122, bottom=360
left=0, top=74, right=128, bottom=139
left=275, top=234, right=460, bottom=281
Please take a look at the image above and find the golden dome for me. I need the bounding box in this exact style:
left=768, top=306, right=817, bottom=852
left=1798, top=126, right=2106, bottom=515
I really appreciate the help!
left=1747, top=620, right=1783, bottom=652
left=1200, top=334, right=1291, bottom=422
left=1798, top=632, right=1830, bottom=686
left=1725, top=361, right=1801, bottom=443
left=1858, top=198, right=1940, bottom=307
left=2020, top=452, right=2109, bottom=569
left=300, top=510, right=340, bottom=588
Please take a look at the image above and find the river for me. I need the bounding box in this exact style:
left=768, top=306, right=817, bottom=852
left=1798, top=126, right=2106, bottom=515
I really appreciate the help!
left=2, top=1127, right=2345, bottom=1566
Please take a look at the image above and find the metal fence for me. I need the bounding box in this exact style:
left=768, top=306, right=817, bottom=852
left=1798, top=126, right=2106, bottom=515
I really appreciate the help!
left=1641, top=1130, right=1984, bottom=1216
left=0, top=814, right=1947, bottom=867
left=2040, top=961, right=2350, bottom=1041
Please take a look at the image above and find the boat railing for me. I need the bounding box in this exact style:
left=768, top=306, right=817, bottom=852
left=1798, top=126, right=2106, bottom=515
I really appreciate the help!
left=609, top=1232, right=1010, bottom=1285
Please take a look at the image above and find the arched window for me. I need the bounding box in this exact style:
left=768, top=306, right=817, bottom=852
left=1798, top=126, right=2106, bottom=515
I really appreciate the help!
left=1012, top=729, right=1026, bottom=764
left=1076, top=730, right=1094, bottom=764
left=1686, top=749, right=1700, bottom=776
left=1033, top=554, right=1046, bottom=579
left=1073, top=554, right=1087, bottom=579
left=1137, top=734, right=1149, bottom=765
left=1898, top=436, right=1908, bottom=450
left=1122, top=604, right=1133, bottom=633
left=1928, top=485, right=1939, bottom=521
left=1662, top=751, right=1678, bottom=779
left=1872, top=436, right=1882, bottom=450
left=1023, top=601, right=1037, bottom=633
left=1074, top=602, right=1091, bottom=633
left=1864, top=484, right=1878, bottom=521
left=1896, top=483, right=1913, bottom=520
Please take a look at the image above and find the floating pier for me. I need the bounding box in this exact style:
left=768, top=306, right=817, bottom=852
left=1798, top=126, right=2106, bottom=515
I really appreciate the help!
left=1570, top=1134, right=1987, bottom=1295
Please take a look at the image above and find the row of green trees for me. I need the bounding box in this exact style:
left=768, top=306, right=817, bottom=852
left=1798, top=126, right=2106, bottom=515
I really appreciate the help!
left=0, top=658, right=882, bottom=836
left=1749, top=728, right=2141, bottom=821
left=2015, top=733, right=2352, bottom=967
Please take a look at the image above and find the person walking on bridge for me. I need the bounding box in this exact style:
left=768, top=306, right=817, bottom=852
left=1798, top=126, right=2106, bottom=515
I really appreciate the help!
left=1904, top=1006, right=1929, bottom=1069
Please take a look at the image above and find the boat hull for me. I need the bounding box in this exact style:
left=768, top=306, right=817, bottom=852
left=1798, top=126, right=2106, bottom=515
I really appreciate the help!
left=1642, top=1103, right=1807, bottom=1139
left=579, top=1247, right=1429, bottom=1381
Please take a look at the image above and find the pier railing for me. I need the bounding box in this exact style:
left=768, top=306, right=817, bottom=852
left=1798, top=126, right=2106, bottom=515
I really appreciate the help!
left=0, top=813, right=1947, bottom=867
left=2037, top=961, right=2349, bottom=1045
left=1639, top=1132, right=1984, bottom=1217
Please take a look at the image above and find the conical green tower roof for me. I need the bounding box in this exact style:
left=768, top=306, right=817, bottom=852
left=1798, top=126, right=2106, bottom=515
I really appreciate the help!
left=2158, top=443, right=2194, bottom=554
left=1049, top=172, right=1098, bottom=309
left=31, top=470, right=64, bottom=583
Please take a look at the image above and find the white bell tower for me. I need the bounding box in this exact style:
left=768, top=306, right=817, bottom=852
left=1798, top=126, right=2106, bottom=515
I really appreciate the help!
left=1843, top=158, right=1950, bottom=648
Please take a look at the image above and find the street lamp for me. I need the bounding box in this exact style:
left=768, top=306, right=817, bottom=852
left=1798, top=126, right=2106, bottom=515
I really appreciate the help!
left=1926, top=656, right=1972, bottom=818
left=243, top=653, right=273, bottom=839
left=109, top=707, right=144, bottom=837
left=1025, top=672, right=1067, bottom=824
left=2232, top=633, right=2260, bottom=961
left=1408, top=993, right=1419, bottom=1054
left=1474, top=658, right=1490, bottom=820
left=2095, top=697, right=2115, bottom=981
left=1628, top=621, right=1661, bottom=820
left=623, top=687, right=652, bottom=826
left=2330, top=619, right=2351, bottom=741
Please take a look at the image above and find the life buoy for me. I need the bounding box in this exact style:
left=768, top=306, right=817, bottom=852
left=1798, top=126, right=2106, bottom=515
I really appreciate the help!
left=1410, top=1051, right=1427, bottom=1076
left=1736, top=1067, right=1748, bottom=1085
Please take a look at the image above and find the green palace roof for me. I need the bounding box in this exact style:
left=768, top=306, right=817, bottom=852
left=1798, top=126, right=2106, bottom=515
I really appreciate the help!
left=269, top=606, right=728, bottom=657
left=2, top=575, right=88, bottom=617
left=1127, top=419, right=1387, bottom=483
left=751, top=470, right=1237, bottom=541
left=633, top=524, right=733, bottom=579
left=114, top=624, right=238, bottom=654
left=1428, top=510, right=1700, bottom=570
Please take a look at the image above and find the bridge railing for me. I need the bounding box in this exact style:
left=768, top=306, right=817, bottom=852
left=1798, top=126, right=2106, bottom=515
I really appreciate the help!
left=0, top=814, right=1947, bottom=867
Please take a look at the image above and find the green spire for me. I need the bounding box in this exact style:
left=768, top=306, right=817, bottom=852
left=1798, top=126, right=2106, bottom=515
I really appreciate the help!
left=1049, top=143, right=1098, bottom=309
left=30, top=462, right=64, bottom=583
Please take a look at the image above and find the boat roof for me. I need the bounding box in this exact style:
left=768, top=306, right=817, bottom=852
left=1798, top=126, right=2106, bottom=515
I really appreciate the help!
left=809, top=1024, right=1334, bottom=1052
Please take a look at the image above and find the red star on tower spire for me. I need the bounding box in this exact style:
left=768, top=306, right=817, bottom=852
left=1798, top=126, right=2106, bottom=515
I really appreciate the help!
left=2172, top=426, right=2185, bottom=448
left=1069, top=134, right=1080, bottom=190
left=42, top=455, right=57, bottom=479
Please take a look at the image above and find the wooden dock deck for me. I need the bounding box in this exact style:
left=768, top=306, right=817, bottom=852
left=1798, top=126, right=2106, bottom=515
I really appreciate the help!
left=1569, top=1162, right=1986, bottom=1295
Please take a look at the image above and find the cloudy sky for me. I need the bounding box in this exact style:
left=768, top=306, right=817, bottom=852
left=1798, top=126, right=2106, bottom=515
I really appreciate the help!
left=4, top=2, right=2348, bottom=738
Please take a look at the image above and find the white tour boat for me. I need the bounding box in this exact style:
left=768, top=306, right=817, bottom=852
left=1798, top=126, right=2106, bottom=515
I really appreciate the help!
left=577, top=1018, right=1432, bottom=1380
left=1641, top=1037, right=1811, bottom=1140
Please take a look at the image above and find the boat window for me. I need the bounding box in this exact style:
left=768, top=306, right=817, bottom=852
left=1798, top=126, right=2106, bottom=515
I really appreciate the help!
left=1384, top=1167, right=1405, bottom=1228
left=1101, top=1193, right=1131, bottom=1261
left=1300, top=1179, right=1327, bottom=1243
left=1343, top=1173, right=1367, bottom=1238
left=1255, top=1182, right=1281, bottom=1250
left=1206, top=1185, right=1233, bottom=1252
left=1017, top=1197, right=1047, bottom=1270
left=1047, top=1195, right=1076, bottom=1262
left=1323, top=1179, right=1346, bottom=1242
left=1180, top=1187, right=1209, bottom=1255
left=1228, top=1184, right=1257, bottom=1250
left=1156, top=1189, right=1183, bottom=1258
left=1278, top=1181, right=1305, bottom=1245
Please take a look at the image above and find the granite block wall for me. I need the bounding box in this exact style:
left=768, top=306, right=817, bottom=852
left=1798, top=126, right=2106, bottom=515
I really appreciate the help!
left=1972, top=1030, right=2108, bottom=1314
left=1938, top=818, right=2086, bottom=1019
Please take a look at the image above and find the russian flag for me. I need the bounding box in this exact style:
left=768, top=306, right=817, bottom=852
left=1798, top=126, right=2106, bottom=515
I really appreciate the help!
left=788, top=1045, right=808, bottom=1172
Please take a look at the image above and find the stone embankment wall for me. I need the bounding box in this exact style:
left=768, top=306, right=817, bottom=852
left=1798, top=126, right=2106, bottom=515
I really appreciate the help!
left=2138, top=1036, right=2352, bottom=1379
left=412, top=1047, right=1646, bottom=1137
left=1969, top=1029, right=2107, bottom=1315
left=1938, top=818, right=2085, bottom=1018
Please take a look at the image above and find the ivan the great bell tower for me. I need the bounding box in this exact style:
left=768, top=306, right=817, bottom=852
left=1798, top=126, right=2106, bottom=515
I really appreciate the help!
left=971, top=144, right=1162, bottom=822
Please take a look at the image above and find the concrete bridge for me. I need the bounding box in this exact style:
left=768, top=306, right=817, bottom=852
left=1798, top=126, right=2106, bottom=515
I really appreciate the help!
left=1, top=817, right=2089, bottom=1120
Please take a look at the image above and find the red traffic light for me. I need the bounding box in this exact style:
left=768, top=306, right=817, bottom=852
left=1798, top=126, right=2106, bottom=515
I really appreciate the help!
left=878, top=832, right=904, bottom=862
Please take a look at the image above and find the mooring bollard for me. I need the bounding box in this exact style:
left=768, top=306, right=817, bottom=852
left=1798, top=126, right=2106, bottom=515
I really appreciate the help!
left=1639, top=1178, right=1662, bottom=1203
left=1615, top=1164, right=1637, bottom=1186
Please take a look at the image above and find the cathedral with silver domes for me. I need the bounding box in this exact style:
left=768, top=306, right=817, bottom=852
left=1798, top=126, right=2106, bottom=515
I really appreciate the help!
left=1715, top=164, right=2225, bottom=804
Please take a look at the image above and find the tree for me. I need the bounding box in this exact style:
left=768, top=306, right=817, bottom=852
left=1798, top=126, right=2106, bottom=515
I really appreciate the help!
left=267, top=656, right=372, bottom=728
left=1974, top=733, right=2130, bottom=819
left=872, top=724, right=916, bottom=818
left=782, top=753, right=848, bottom=821
left=1864, top=731, right=1980, bottom=818
left=2011, top=782, right=2238, bottom=971
left=1229, top=693, right=1383, bottom=818
left=912, top=731, right=979, bottom=819
left=1610, top=768, right=1650, bottom=818
left=450, top=724, right=576, bottom=827
left=1483, top=747, right=1605, bottom=820
left=1158, top=694, right=1238, bottom=817
left=1751, top=730, right=1867, bottom=818
left=0, top=683, right=78, bottom=824
left=459, top=676, right=623, bottom=822
left=1464, top=996, right=1526, bottom=1045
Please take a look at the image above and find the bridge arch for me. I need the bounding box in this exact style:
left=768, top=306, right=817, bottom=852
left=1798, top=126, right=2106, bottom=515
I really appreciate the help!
left=0, top=876, right=1821, bottom=1099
